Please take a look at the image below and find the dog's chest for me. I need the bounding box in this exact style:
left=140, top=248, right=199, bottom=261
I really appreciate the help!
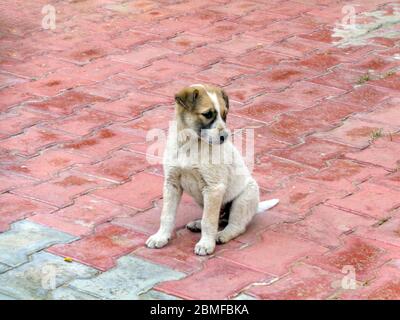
left=178, top=169, right=205, bottom=205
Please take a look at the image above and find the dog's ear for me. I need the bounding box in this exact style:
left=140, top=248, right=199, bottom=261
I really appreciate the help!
left=221, top=90, right=229, bottom=109
left=175, top=87, right=199, bottom=110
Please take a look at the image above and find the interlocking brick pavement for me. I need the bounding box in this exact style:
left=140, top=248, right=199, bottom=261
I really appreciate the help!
left=0, top=0, right=399, bottom=300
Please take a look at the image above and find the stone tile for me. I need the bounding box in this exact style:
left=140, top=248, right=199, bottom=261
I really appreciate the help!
left=220, top=230, right=328, bottom=276
left=272, top=205, right=375, bottom=248
left=47, top=109, right=128, bottom=136
left=264, top=81, right=345, bottom=108
left=62, top=127, right=144, bottom=160
left=0, top=170, right=36, bottom=193
left=0, top=193, right=56, bottom=232
left=0, top=221, right=75, bottom=267
left=48, top=223, right=147, bottom=271
left=302, top=159, right=388, bottom=192
left=327, top=182, right=400, bottom=219
left=133, top=228, right=242, bottom=274
left=25, top=90, right=108, bottom=115
left=13, top=171, right=112, bottom=208
left=28, top=195, right=135, bottom=237
left=333, top=85, right=392, bottom=109
left=2, top=149, right=91, bottom=180
left=306, top=236, right=399, bottom=281
left=0, top=126, right=75, bottom=157
left=232, top=96, right=293, bottom=123
left=247, top=263, right=341, bottom=300
left=93, top=91, right=171, bottom=117
left=0, top=108, right=53, bottom=137
left=67, top=255, right=185, bottom=299
left=345, top=138, right=400, bottom=171
left=309, top=67, right=366, bottom=90
left=265, top=179, right=343, bottom=214
left=156, top=258, right=271, bottom=300
left=337, top=262, right=400, bottom=300
left=0, top=252, right=98, bottom=300
left=93, top=171, right=163, bottom=210
left=253, top=155, right=313, bottom=190
left=112, top=194, right=202, bottom=236
left=314, top=119, right=399, bottom=149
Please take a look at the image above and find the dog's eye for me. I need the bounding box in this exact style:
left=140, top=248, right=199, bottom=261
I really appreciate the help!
left=202, top=111, right=214, bottom=119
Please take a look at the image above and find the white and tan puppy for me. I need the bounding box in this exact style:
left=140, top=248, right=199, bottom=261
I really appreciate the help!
left=146, top=84, right=279, bottom=255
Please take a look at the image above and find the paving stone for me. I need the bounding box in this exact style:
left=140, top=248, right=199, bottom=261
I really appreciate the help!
left=0, top=292, right=15, bottom=300
left=0, top=221, right=75, bottom=267
left=247, top=263, right=341, bottom=300
left=138, top=289, right=181, bottom=300
left=253, top=155, right=313, bottom=190
left=25, top=90, right=108, bottom=115
left=272, top=137, right=356, bottom=169
left=0, top=108, right=54, bottom=137
left=272, top=205, right=375, bottom=248
left=0, top=126, right=75, bottom=157
left=47, top=109, right=128, bottom=137
left=314, top=119, right=399, bottom=149
left=264, top=81, right=345, bottom=109
left=50, top=286, right=99, bottom=300
left=93, top=171, right=163, bottom=210
left=2, top=149, right=92, bottom=180
left=220, top=230, right=328, bottom=276
left=28, top=194, right=135, bottom=237
left=232, top=293, right=257, bottom=300
left=327, top=182, right=400, bottom=219
left=13, top=171, right=112, bottom=208
left=112, top=194, right=202, bottom=236
left=262, top=179, right=343, bottom=215
left=48, top=223, right=147, bottom=271
left=333, top=85, right=392, bottom=109
left=67, top=255, right=185, bottom=300
left=345, top=138, right=400, bottom=171
left=337, top=262, right=400, bottom=300
left=0, top=193, right=56, bottom=232
left=156, top=258, right=272, bottom=300
left=62, top=127, right=144, bottom=160
left=302, top=159, right=388, bottom=192
left=306, top=236, right=399, bottom=281
left=0, top=252, right=98, bottom=300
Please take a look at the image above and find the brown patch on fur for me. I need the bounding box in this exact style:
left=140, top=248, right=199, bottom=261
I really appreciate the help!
left=174, top=84, right=229, bottom=133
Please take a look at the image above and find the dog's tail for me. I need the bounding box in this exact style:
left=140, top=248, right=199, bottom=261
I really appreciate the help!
left=256, top=199, right=279, bottom=213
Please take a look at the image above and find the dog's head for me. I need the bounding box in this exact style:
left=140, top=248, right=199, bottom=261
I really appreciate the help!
left=174, top=84, right=230, bottom=144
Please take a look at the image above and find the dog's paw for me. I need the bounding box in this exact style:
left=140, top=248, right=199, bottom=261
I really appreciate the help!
left=186, top=220, right=201, bottom=232
left=146, top=233, right=170, bottom=249
left=194, top=240, right=215, bottom=256
left=216, top=231, right=230, bottom=244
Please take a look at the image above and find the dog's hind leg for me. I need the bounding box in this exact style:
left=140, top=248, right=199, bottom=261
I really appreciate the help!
left=216, top=179, right=259, bottom=244
left=186, top=219, right=202, bottom=232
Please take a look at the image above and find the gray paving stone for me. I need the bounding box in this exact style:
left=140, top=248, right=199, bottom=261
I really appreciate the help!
left=0, top=263, right=10, bottom=273
left=0, top=220, right=75, bottom=267
left=0, top=252, right=98, bottom=300
left=0, top=292, right=16, bottom=300
left=50, top=287, right=100, bottom=300
left=69, top=256, right=186, bottom=300
left=138, top=289, right=181, bottom=300
left=233, top=293, right=257, bottom=300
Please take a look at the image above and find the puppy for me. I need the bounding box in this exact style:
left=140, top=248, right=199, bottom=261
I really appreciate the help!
left=146, top=84, right=279, bottom=255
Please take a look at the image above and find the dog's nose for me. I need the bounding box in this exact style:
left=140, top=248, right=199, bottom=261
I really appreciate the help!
left=219, top=131, right=228, bottom=143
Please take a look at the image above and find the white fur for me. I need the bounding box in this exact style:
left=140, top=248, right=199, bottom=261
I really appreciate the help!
left=146, top=85, right=279, bottom=255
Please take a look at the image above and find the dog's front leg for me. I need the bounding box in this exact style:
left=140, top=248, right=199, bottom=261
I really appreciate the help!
left=146, top=182, right=182, bottom=249
left=195, top=185, right=224, bottom=256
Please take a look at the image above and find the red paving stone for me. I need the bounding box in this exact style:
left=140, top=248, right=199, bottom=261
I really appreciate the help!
left=246, top=263, right=342, bottom=300
left=1, top=0, right=400, bottom=300
left=156, top=258, right=273, bottom=300
left=48, top=224, right=147, bottom=271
